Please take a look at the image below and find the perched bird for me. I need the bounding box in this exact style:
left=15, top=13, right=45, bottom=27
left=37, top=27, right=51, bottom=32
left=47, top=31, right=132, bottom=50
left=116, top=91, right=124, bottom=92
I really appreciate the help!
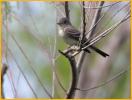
left=57, top=17, right=109, bottom=57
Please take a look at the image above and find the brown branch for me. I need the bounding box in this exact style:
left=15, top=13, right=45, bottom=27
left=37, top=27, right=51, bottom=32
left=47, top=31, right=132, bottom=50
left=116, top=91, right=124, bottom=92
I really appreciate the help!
left=77, top=1, right=104, bottom=74
left=65, top=2, right=70, bottom=20
left=82, top=2, right=86, bottom=37
left=83, top=1, right=120, bottom=44
left=86, top=2, right=130, bottom=43
left=80, top=1, right=86, bottom=48
left=76, top=2, right=105, bottom=97
left=82, top=14, right=130, bottom=50
left=58, top=50, right=77, bottom=99
left=2, top=64, right=8, bottom=98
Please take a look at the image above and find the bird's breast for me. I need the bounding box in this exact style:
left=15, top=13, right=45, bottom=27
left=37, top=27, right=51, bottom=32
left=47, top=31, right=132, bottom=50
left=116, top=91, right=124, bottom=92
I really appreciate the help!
left=58, top=27, right=65, bottom=37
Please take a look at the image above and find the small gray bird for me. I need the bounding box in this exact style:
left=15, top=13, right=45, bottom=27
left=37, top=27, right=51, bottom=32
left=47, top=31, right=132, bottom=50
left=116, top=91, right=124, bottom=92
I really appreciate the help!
left=57, top=17, right=109, bottom=57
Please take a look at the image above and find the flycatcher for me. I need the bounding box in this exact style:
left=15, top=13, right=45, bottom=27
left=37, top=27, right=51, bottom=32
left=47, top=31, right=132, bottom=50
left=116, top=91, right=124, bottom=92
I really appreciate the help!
left=57, top=17, right=109, bottom=57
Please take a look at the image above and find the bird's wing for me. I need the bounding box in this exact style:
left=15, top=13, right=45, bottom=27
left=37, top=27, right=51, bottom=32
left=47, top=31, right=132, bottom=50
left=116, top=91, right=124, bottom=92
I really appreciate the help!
left=64, top=26, right=81, bottom=40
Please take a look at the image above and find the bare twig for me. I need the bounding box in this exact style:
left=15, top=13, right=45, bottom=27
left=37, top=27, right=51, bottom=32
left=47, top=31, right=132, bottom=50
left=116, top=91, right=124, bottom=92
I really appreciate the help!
left=3, top=24, right=52, bottom=98
left=54, top=69, right=67, bottom=93
left=10, top=13, right=52, bottom=62
left=87, top=1, right=104, bottom=39
left=82, top=14, right=130, bottom=50
left=87, top=2, right=130, bottom=42
left=59, top=50, right=77, bottom=99
left=80, top=1, right=86, bottom=48
left=25, top=4, right=41, bottom=37
left=52, top=15, right=67, bottom=94
left=53, top=3, right=65, bottom=17
left=26, top=7, right=59, bottom=97
left=76, top=68, right=128, bottom=91
left=82, top=1, right=86, bottom=38
left=77, top=2, right=104, bottom=73
left=84, top=2, right=120, bottom=9
left=7, top=48, right=38, bottom=98
left=83, top=1, right=123, bottom=45
left=65, top=2, right=70, bottom=19
left=76, top=2, right=104, bottom=97
left=3, top=38, right=38, bottom=97
left=51, top=11, right=57, bottom=97
left=6, top=68, right=17, bottom=97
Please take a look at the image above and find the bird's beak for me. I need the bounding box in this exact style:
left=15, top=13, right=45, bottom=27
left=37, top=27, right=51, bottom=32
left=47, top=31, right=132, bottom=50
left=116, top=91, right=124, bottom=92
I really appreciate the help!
left=57, top=22, right=61, bottom=25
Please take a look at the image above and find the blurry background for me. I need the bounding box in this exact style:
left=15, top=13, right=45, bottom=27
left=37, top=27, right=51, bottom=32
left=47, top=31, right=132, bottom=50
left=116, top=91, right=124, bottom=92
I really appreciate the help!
left=2, top=1, right=130, bottom=98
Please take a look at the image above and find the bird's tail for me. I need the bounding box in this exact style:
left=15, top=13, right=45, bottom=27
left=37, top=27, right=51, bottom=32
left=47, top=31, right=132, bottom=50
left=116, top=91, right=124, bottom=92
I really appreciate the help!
left=89, top=45, right=109, bottom=57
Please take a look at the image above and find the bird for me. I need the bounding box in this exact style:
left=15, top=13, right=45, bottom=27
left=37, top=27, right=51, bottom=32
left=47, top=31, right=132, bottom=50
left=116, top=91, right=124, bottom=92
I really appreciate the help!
left=57, top=17, right=109, bottom=57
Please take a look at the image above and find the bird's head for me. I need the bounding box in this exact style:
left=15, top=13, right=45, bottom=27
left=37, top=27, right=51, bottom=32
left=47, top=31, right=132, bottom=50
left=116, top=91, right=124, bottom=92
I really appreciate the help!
left=57, top=17, right=71, bottom=26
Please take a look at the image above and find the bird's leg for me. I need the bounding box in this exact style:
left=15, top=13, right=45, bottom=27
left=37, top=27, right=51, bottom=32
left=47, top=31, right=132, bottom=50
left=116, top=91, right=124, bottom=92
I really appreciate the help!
left=72, top=50, right=81, bottom=57
left=64, top=45, right=82, bottom=57
left=63, top=47, right=73, bottom=54
left=63, top=45, right=77, bottom=54
left=70, top=46, right=81, bottom=57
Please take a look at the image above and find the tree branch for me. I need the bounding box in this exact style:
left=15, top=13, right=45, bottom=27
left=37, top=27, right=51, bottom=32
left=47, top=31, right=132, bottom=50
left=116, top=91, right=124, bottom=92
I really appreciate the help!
left=80, top=1, right=86, bottom=48
left=76, top=2, right=104, bottom=97
left=77, top=1, right=104, bottom=74
left=65, top=2, right=70, bottom=20
left=58, top=50, right=77, bottom=99
left=82, top=14, right=130, bottom=50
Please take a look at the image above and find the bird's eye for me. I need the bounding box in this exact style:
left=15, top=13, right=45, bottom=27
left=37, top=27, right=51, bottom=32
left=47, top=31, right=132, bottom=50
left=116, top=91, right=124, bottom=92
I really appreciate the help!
left=63, top=20, right=67, bottom=24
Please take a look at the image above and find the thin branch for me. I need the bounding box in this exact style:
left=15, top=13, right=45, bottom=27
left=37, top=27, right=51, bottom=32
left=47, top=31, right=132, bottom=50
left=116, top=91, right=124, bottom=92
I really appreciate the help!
left=82, top=1, right=86, bottom=37
left=26, top=4, right=41, bottom=37
left=82, top=14, right=130, bottom=50
left=87, top=2, right=130, bottom=43
left=6, top=47, right=38, bottom=98
left=83, top=1, right=123, bottom=45
left=53, top=3, right=65, bottom=17
left=3, top=24, right=52, bottom=98
left=77, top=1, right=104, bottom=73
left=80, top=1, right=86, bottom=48
left=9, top=12, right=65, bottom=97
left=10, top=13, right=52, bottom=62
left=51, top=10, right=57, bottom=98
left=50, top=9, right=67, bottom=95
left=6, top=72, right=16, bottom=97
left=54, top=69, right=67, bottom=93
left=26, top=7, right=60, bottom=97
left=65, top=2, right=70, bottom=19
left=86, top=1, right=104, bottom=39
left=75, top=3, right=105, bottom=97
left=5, top=61, right=17, bottom=98
left=59, top=50, right=77, bottom=99
left=84, top=2, right=120, bottom=9
left=3, top=38, right=38, bottom=97
left=76, top=69, right=128, bottom=91
left=16, top=72, right=21, bottom=93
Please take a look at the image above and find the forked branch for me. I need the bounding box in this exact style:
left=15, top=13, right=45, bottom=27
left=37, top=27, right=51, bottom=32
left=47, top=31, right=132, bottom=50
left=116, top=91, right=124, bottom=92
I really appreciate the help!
left=59, top=50, right=77, bottom=99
